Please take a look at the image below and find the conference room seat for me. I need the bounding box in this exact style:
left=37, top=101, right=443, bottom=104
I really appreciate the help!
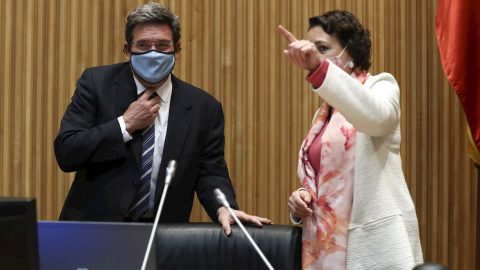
left=155, top=222, right=302, bottom=270
left=413, top=263, right=450, bottom=270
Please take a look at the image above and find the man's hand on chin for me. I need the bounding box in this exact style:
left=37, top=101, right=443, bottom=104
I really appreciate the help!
left=217, top=206, right=272, bottom=236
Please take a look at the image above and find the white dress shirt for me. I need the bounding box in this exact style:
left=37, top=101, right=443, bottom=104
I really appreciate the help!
left=117, top=75, right=172, bottom=218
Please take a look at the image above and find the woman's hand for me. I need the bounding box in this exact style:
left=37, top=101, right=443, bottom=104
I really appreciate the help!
left=288, top=189, right=313, bottom=220
left=278, top=25, right=323, bottom=73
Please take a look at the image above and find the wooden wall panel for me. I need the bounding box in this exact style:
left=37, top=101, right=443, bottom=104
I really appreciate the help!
left=0, top=0, right=476, bottom=268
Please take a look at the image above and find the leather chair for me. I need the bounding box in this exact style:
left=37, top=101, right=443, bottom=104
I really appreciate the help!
left=156, top=223, right=302, bottom=270
left=413, top=263, right=450, bottom=270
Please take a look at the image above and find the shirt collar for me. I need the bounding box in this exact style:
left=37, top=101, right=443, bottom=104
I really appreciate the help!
left=133, top=74, right=172, bottom=104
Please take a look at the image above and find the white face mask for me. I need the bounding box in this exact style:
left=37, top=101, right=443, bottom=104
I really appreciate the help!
left=324, top=45, right=353, bottom=70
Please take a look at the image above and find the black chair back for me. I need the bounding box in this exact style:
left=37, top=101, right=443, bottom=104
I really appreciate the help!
left=156, top=223, right=302, bottom=270
left=413, top=263, right=450, bottom=270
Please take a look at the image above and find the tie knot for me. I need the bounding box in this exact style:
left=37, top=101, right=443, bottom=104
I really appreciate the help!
left=138, top=90, right=160, bottom=101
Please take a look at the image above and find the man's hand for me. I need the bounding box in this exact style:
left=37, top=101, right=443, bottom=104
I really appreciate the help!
left=288, top=189, right=313, bottom=220
left=123, top=88, right=161, bottom=134
left=278, top=25, right=323, bottom=73
left=217, top=207, right=272, bottom=236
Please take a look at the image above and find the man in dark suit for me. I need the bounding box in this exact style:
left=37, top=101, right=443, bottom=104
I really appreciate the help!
left=54, top=2, right=270, bottom=235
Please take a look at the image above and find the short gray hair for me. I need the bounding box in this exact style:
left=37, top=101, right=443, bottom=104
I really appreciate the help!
left=125, top=2, right=181, bottom=46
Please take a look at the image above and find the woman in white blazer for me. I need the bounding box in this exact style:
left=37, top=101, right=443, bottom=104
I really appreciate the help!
left=279, top=10, right=423, bottom=270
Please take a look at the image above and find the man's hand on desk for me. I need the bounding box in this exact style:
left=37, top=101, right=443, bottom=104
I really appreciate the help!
left=217, top=206, right=272, bottom=236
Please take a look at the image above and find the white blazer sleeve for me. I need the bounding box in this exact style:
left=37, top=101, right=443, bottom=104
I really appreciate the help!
left=312, top=64, right=400, bottom=137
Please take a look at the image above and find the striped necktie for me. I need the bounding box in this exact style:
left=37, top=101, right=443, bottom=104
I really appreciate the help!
left=129, top=123, right=155, bottom=221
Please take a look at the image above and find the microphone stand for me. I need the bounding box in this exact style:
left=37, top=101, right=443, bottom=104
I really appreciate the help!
left=141, top=160, right=176, bottom=270
left=214, top=188, right=274, bottom=270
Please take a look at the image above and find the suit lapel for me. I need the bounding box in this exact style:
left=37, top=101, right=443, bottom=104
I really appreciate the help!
left=112, top=63, right=143, bottom=169
left=156, top=75, right=192, bottom=198
left=161, top=75, right=192, bottom=167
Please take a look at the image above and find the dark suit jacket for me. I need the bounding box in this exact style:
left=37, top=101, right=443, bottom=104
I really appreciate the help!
left=54, top=62, right=238, bottom=222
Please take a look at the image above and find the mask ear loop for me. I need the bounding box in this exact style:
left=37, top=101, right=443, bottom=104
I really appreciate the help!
left=338, top=45, right=355, bottom=69
left=338, top=45, right=348, bottom=57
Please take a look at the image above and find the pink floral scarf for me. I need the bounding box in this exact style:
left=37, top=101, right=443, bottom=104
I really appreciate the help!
left=298, top=70, right=368, bottom=270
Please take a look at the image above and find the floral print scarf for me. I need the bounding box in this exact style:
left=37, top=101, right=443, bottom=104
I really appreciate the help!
left=298, top=70, right=369, bottom=270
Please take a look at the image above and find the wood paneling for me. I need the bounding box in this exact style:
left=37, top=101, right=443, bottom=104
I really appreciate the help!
left=0, top=0, right=476, bottom=268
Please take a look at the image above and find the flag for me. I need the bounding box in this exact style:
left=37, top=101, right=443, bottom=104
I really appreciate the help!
left=435, top=0, right=480, bottom=153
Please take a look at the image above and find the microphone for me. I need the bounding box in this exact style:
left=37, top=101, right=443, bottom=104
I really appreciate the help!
left=214, top=188, right=230, bottom=208
left=214, top=188, right=274, bottom=270
left=164, top=160, right=177, bottom=185
left=141, top=160, right=177, bottom=270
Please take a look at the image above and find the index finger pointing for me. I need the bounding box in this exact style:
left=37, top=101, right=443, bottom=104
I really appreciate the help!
left=278, top=25, right=298, bottom=43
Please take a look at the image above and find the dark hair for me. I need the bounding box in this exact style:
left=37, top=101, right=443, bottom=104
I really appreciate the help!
left=309, top=10, right=371, bottom=71
left=125, top=3, right=181, bottom=47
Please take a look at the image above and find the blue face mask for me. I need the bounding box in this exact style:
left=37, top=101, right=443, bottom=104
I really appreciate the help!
left=130, top=50, right=175, bottom=84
